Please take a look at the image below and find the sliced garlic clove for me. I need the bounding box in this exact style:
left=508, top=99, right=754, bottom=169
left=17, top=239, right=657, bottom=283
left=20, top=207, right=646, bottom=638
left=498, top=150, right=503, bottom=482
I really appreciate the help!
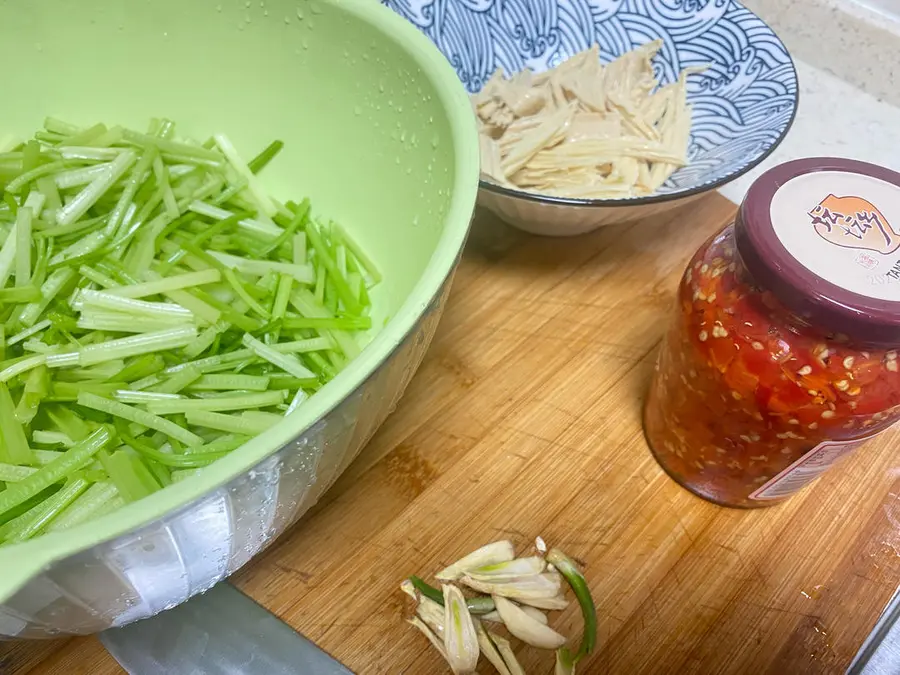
left=416, top=595, right=446, bottom=637
left=493, top=595, right=567, bottom=649
left=492, top=632, right=527, bottom=675
left=409, top=616, right=448, bottom=660
left=436, top=541, right=515, bottom=581
left=518, top=594, right=570, bottom=611
left=480, top=610, right=503, bottom=623
left=555, top=650, right=575, bottom=675
left=482, top=601, right=546, bottom=625
left=400, top=579, right=417, bottom=601
left=535, top=536, right=547, bottom=554
left=467, top=556, right=545, bottom=581
left=544, top=568, right=564, bottom=586
left=443, top=584, right=480, bottom=674
left=474, top=619, right=513, bottom=675
left=520, top=604, right=549, bottom=625
left=460, top=571, right=561, bottom=600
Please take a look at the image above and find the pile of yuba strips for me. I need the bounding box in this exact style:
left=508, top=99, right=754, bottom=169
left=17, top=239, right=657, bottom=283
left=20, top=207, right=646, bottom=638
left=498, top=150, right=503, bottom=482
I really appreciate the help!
left=402, top=538, right=596, bottom=674
left=0, top=117, right=379, bottom=545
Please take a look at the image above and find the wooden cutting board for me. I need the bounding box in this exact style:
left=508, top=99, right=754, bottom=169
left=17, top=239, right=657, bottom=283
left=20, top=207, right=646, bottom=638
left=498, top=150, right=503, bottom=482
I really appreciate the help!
left=6, top=192, right=900, bottom=674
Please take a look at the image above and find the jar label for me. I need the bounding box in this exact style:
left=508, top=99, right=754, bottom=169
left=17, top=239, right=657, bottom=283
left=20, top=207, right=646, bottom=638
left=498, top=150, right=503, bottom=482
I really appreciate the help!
left=749, top=428, right=889, bottom=501
left=770, top=170, right=900, bottom=300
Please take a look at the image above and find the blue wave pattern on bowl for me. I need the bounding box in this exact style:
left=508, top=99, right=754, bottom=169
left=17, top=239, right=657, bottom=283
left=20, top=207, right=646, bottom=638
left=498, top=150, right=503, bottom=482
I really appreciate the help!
left=384, top=0, right=797, bottom=195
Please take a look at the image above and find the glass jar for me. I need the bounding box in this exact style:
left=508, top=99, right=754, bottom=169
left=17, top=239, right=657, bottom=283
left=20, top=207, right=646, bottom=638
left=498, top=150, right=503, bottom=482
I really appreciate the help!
left=645, top=158, right=900, bottom=507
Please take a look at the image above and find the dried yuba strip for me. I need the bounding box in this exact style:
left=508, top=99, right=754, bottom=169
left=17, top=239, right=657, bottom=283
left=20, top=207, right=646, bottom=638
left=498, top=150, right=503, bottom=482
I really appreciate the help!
left=473, top=41, right=706, bottom=199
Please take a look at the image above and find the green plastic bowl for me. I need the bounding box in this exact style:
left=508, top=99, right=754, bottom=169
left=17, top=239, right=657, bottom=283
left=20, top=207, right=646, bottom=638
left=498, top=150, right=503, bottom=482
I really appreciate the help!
left=0, top=0, right=478, bottom=637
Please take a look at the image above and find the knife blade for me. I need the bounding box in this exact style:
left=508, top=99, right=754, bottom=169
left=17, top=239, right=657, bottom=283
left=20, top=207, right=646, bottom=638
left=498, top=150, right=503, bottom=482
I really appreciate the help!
left=99, top=583, right=355, bottom=675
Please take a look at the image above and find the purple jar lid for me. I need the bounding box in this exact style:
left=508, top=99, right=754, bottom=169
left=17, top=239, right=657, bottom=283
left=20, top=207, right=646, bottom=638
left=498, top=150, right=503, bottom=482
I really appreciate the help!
left=736, top=157, right=900, bottom=346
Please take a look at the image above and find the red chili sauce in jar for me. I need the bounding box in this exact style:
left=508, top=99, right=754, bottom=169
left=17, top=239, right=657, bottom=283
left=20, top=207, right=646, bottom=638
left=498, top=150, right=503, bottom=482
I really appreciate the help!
left=645, top=159, right=900, bottom=507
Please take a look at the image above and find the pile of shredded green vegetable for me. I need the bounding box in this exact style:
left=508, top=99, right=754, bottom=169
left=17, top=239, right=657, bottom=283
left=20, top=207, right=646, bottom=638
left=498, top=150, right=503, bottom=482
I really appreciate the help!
left=0, top=117, right=379, bottom=545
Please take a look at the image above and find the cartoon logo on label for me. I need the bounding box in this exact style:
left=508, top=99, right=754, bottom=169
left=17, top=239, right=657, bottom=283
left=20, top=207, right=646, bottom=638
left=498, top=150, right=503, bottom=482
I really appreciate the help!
left=810, top=194, right=899, bottom=254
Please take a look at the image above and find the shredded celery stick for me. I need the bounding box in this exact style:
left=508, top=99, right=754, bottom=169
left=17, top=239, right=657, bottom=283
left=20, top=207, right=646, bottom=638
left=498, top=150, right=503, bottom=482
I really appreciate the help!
left=146, top=390, right=286, bottom=415
left=18, top=268, right=76, bottom=327
left=151, top=365, right=202, bottom=394
left=56, top=150, right=136, bottom=226
left=0, top=427, right=111, bottom=518
left=242, top=334, right=315, bottom=379
left=108, top=269, right=221, bottom=298
left=0, top=215, right=19, bottom=288
left=114, top=390, right=183, bottom=404
left=67, top=326, right=198, bottom=367
left=5, top=477, right=89, bottom=542
left=54, top=164, right=112, bottom=190
left=32, top=431, right=74, bottom=447
left=47, top=481, right=119, bottom=531
left=247, top=140, right=284, bottom=174
left=0, top=354, right=48, bottom=383
left=213, top=134, right=276, bottom=217
left=187, top=201, right=281, bottom=239
left=208, top=251, right=313, bottom=284
left=32, top=450, right=66, bottom=466
left=99, top=449, right=159, bottom=502
left=284, top=389, right=308, bottom=416
left=0, top=463, right=38, bottom=482
left=183, top=322, right=228, bottom=359
left=0, top=383, right=35, bottom=465
left=77, top=392, right=203, bottom=447
left=0, top=118, right=380, bottom=544
left=76, top=290, right=194, bottom=323
left=15, top=364, right=49, bottom=424
left=15, top=206, right=33, bottom=287
left=185, top=410, right=275, bottom=435
left=189, top=373, right=270, bottom=391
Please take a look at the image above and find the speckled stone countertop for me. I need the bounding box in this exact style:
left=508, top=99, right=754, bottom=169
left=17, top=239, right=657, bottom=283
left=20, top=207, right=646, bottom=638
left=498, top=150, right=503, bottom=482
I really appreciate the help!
left=717, top=0, right=900, bottom=204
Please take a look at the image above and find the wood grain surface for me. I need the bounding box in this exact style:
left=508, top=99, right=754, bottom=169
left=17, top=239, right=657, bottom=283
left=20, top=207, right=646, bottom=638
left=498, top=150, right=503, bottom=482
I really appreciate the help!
left=4, top=193, right=900, bottom=674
